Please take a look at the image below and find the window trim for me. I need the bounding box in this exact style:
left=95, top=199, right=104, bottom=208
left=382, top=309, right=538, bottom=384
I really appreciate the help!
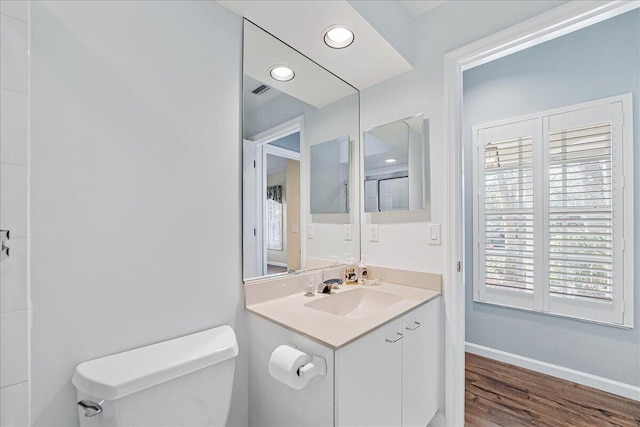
left=472, top=94, right=634, bottom=328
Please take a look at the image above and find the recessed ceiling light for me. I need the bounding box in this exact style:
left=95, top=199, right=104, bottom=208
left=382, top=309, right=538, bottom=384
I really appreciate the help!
left=385, top=158, right=397, bottom=163
left=269, top=65, right=295, bottom=82
left=323, top=25, right=354, bottom=49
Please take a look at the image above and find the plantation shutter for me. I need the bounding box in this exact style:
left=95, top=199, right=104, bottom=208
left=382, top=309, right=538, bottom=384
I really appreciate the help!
left=475, top=119, right=537, bottom=310
left=548, top=124, right=613, bottom=300
left=545, top=102, right=625, bottom=324
left=473, top=95, right=632, bottom=327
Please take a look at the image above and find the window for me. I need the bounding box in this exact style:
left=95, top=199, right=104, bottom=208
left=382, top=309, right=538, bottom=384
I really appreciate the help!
left=266, top=185, right=283, bottom=251
left=473, top=94, right=633, bottom=327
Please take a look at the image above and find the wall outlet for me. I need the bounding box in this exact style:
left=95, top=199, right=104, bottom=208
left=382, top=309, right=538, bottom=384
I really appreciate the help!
left=306, top=224, right=314, bottom=239
left=369, top=224, right=379, bottom=242
left=428, top=224, right=441, bottom=245
left=344, top=224, right=352, bottom=241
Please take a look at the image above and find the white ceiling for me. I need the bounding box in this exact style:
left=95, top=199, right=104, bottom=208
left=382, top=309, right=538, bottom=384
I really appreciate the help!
left=219, top=0, right=413, bottom=90
left=399, top=1, right=447, bottom=18
left=243, top=21, right=356, bottom=109
left=243, top=75, right=282, bottom=113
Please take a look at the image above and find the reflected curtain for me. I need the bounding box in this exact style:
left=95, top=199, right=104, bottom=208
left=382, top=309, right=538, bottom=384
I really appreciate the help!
left=267, top=185, right=282, bottom=203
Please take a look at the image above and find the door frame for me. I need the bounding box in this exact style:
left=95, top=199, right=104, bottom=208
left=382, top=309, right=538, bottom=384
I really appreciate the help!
left=263, top=144, right=301, bottom=273
left=250, top=116, right=304, bottom=274
left=443, top=1, right=639, bottom=425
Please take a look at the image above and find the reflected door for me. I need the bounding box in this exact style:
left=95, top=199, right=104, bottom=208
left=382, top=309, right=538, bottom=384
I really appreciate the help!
left=243, top=139, right=261, bottom=278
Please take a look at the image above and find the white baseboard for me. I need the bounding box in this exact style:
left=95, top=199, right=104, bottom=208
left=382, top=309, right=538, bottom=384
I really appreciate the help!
left=266, top=261, right=287, bottom=267
left=466, top=342, right=640, bottom=402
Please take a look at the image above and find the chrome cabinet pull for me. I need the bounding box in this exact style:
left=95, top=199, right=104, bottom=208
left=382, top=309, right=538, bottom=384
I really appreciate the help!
left=405, top=321, right=421, bottom=331
left=385, top=332, right=404, bottom=343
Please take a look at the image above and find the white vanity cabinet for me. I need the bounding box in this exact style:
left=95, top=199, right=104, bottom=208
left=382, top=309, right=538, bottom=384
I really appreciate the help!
left=335, top=317, right=404, bottom=426
left=402, top=299, right=440, bottom=426
left=335, top=297, right=440, bottom=427
left=247, top=290, right=441, bottom=427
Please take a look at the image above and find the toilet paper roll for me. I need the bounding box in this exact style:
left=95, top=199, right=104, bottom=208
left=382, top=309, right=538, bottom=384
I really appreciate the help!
left=268, top=345, right=312, bottom=390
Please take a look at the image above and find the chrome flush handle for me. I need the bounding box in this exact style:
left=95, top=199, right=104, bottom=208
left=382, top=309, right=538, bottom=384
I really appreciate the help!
left=77, top=400, right=104, bottom=417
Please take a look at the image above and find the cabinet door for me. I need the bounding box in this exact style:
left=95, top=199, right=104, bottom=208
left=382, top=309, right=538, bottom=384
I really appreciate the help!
left=402, top=299, right=440, bottom=426
left=336, top=318, right=403, bottom=427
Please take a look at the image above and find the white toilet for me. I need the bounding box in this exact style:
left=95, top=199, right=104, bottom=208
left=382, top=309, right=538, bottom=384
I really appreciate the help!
left=72, top=325, right=238, bottom=426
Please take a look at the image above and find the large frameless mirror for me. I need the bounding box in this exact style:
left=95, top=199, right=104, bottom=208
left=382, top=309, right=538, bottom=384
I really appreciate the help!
left=242, top=21, right=360, bottom=281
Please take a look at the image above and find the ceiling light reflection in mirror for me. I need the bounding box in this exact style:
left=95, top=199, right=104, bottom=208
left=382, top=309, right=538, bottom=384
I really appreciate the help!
left=269, top=65, right=295, bottom=82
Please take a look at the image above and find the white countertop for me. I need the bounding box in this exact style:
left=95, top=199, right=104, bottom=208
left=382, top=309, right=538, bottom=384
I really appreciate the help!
left=246, top=282, right=441, bottom=349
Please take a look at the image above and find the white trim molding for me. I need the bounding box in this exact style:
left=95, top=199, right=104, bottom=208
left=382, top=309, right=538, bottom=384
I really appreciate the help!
left=249, top=116, right=304, bottom=275
left=466, top=343, right=640, bottom=402
left=250, top=115, right=303, bottom=145
left=443, top=1, right=639, bottom=425
left=450, top=0, right=640, bottom=71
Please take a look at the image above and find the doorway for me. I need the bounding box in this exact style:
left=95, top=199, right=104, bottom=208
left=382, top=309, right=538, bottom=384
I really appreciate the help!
left=443, top=2, right=638, bottom=424
left=243, top=117, right=303, bottom=279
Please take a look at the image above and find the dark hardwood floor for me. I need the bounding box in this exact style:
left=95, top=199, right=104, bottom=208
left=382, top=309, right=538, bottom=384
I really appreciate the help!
left=465, top=352, right=640, bottom=427
left=266, top=264, right=287, bottom=275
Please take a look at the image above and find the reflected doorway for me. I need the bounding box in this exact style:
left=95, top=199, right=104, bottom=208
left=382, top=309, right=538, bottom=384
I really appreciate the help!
left=243, top=127, right=301, bottom=279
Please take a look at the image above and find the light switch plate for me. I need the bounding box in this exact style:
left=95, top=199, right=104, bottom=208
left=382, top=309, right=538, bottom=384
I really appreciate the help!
left=369, top=224, right=379, bottom=242
left=306, top=224, right=314, bottom=239
left=292, top=224, right=299, bottom=233
left=428, top=224, right=441, bottom=245
left=344, top=224, right=352, bottom=241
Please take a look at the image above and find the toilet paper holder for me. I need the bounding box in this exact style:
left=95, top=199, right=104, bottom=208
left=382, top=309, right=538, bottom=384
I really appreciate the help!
left=269, top=345, right=327, bottom=389
left=296, top=355, right=327, bottom=380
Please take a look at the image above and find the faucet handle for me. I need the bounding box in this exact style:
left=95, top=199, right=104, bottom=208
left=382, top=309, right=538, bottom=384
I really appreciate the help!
left=318, top=278, right=343, bottom=294
left=317, top=282, right=332, bottom=294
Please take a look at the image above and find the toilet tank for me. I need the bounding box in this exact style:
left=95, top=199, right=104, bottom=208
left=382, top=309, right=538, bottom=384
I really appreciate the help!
left=72, top=325, right=238, bottom=427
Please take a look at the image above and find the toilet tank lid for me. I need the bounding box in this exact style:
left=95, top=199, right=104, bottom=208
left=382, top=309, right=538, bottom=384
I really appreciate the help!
left=71, top=325, right=238, bottom=401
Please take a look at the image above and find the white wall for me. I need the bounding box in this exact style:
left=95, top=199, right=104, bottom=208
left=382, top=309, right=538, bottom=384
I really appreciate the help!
left=29, top=1, right=246, bottom=425
left=348, top=1, right=415, bottom=66
left=0, top=1, right=30, bottom=425
left=359, top=0, right=567, bottom=273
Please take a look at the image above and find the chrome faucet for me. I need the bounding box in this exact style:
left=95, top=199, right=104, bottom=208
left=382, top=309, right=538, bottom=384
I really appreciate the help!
left=317, top=278, right=343, bottom=294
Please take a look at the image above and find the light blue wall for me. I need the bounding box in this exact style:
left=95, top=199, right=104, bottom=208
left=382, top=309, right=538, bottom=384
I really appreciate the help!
left=463, top=9, right=640, bottom=385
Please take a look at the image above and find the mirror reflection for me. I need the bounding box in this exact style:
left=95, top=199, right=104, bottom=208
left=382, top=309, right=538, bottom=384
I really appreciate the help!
left=243, top=21, right=360, bottom=281
left=364, top=114, right=430, bottom=212
left=310, top=136, right=350, bottom=214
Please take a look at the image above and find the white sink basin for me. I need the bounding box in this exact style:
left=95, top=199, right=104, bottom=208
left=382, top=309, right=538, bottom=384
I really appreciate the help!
left=304, top=288, right=403, bottom=319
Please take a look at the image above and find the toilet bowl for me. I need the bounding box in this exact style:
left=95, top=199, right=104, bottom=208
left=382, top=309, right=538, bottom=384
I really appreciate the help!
left=72, top=325, right=238, bottom=426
